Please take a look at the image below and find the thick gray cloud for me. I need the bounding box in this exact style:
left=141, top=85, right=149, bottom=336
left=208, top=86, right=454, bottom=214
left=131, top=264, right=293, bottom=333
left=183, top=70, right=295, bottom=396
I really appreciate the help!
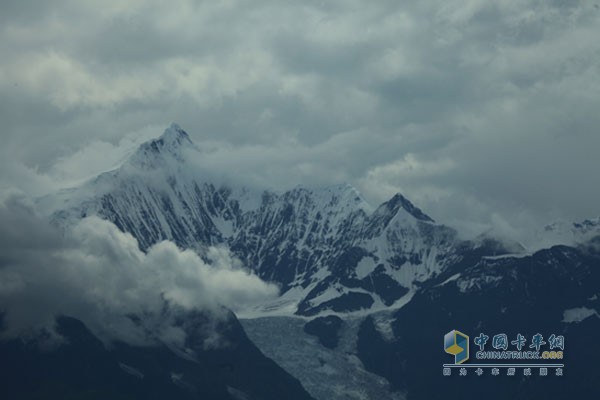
left=0, top=193, right=278, bottom=346
left=1, top=0, right=599, bottom=238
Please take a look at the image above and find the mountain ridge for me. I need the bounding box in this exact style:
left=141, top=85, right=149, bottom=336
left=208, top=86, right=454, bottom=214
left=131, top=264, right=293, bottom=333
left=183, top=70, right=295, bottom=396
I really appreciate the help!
left=39, top=125, right=565, bottom=318
left=25, top=124, right=600, bottom=400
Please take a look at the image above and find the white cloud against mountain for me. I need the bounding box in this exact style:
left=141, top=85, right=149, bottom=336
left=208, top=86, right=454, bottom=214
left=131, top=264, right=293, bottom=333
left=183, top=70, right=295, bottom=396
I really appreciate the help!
left=0, top=193, right=278, bottom=346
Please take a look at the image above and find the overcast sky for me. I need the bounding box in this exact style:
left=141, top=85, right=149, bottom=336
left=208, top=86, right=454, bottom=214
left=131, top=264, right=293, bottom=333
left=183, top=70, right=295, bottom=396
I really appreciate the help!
left=1, top=0, right=599, bottom=238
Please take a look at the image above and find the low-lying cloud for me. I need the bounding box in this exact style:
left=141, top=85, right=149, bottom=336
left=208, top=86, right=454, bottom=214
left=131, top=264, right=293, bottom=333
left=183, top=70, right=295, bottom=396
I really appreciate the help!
left=0, top=192, right=278, bottom=347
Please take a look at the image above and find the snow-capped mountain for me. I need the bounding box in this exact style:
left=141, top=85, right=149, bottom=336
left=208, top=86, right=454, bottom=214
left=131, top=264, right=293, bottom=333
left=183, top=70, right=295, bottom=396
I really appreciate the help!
left=39, top=124, right=515, bottom=317
left=28, top=124, right=600, bottom=400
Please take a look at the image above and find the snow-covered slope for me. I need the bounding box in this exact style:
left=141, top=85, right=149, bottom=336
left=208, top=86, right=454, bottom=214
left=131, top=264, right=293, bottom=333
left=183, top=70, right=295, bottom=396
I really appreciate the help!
left=39, top=124, right=514, bottom=317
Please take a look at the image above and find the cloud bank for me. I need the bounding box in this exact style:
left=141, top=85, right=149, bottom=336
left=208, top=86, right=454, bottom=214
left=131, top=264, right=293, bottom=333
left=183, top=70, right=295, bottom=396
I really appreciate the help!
left=0, top=193, right=278, bottom=346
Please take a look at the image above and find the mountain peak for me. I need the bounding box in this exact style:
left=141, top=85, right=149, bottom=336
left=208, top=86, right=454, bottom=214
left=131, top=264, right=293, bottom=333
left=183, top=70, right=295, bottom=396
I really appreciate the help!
left=127, top=124, right=195, bottom=168
left=384, top=193, right=434, bottom=223
left=159, top=123, right=193, bottom=146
